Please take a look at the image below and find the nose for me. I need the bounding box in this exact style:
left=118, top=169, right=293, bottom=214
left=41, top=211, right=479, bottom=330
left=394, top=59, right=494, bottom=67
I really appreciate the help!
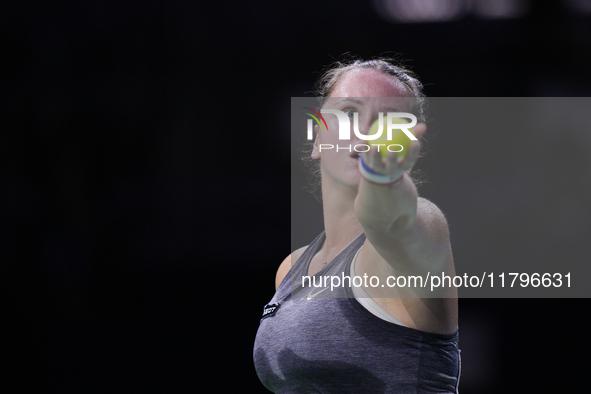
left=352, top=113, right=374, bottom=140
left=355, top=113, right=384, bottom=141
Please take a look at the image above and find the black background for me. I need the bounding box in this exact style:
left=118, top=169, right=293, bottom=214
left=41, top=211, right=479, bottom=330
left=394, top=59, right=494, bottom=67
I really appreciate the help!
left=3, top=0, right=591, bottom=392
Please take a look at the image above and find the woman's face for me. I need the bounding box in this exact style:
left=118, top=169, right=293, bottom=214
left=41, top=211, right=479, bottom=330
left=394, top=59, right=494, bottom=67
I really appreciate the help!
left=312, top=68, right=411, bottom=189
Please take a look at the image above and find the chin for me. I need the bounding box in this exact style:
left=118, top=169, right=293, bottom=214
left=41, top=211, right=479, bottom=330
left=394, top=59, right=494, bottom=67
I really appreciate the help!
left=344, top=174, right=362, bottom=188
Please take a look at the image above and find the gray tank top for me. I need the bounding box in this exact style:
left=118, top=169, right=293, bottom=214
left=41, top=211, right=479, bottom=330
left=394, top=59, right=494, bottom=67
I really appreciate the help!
left=253, top=231, right=461, bottom=393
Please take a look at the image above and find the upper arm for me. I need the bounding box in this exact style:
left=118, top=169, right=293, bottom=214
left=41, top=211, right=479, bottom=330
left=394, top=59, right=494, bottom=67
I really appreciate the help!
left=275, top=255, right=291, bottom=290
left=275, top=246, right=308, bottom=290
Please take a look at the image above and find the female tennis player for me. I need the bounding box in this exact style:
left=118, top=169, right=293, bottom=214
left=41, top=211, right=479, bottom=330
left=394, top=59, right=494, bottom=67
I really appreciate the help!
left=254, top=58, right=460, bottom=393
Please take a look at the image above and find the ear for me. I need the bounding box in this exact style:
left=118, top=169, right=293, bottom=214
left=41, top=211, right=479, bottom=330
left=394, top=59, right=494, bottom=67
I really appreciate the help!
left=311, top=125, right=321, bottom=159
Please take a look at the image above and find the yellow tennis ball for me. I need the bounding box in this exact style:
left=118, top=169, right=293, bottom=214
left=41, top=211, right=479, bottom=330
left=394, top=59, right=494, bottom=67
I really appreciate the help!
left=367, top=117, right=415, bottom=159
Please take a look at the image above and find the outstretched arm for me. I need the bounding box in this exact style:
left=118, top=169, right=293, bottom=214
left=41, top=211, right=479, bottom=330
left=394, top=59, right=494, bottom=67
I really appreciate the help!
left=354, top=123, right=453, bottom=279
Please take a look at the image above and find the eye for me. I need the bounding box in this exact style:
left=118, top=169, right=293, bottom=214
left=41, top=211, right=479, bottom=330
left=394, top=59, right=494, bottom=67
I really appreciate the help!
left=343, top=108, right=356, bottom=119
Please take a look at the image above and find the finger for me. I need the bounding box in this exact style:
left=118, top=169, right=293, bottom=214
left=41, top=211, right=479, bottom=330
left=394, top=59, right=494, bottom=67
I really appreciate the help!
left=360, top=147, right=378, bottom=174
left=398, top=141, right=421, bottom=170
left=385, top=147, right=400, bottom=169
left=369, top=144, right=385, bottom=170
left=384, top=160, right=402, bottom=178
left=412, top=123, right=427, bottom=139
left=408, top=140, right=421, bottom=160
left=406, top=123, right=425, bottom=156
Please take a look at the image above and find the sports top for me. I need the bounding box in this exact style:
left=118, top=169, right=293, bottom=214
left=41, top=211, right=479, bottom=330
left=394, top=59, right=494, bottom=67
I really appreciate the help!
left=253, top=231, right=461, bottom=393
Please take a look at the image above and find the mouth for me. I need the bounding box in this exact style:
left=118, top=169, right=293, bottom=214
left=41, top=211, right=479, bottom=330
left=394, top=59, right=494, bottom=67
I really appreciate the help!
left=350, top=152, right=360, bottom=160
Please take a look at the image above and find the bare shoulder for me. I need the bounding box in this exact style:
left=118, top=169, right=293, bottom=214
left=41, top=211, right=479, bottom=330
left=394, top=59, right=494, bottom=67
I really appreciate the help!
left=413, top=197, right=453, bottom=270
left=417, top=197, right=450, bottom=236
left=275, top=246, right=308, bottom=290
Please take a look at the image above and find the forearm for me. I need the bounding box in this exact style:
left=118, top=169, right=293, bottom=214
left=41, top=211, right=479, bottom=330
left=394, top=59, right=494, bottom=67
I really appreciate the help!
left=354, top=171, right=418, bottom=232
left=356, top=179, right=452, bottom=276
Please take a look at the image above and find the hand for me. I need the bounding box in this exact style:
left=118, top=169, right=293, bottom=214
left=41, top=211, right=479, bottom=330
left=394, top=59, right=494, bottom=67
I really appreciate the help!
left=361, top=123, right=427, bottom=181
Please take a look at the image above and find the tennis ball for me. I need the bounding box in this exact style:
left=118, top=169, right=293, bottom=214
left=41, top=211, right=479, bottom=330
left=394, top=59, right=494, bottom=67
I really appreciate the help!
left=367, top=117, right=415, bottom=159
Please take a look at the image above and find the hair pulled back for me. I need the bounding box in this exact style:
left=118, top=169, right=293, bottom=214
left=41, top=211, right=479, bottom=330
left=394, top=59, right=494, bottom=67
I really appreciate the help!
left=302, top=57, right=427, bottom=202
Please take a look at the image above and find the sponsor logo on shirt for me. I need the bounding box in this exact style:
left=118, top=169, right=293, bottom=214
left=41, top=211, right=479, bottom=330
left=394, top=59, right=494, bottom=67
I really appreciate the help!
left=261, top=303, right=280, bottom=320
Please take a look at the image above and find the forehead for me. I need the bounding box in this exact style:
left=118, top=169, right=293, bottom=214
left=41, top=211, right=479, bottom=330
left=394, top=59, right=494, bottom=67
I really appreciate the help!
left=330, top=68, right=408, bottom=98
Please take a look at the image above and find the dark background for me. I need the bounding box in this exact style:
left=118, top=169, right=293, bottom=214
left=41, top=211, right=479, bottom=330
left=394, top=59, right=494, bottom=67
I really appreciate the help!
left=3, top=0, right=591, bottom=392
